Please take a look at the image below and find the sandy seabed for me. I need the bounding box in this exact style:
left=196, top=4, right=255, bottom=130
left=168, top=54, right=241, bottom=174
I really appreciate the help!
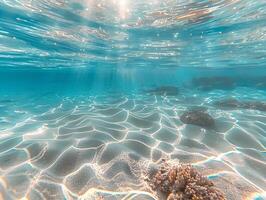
left=0, top=88, right=265, bottom=200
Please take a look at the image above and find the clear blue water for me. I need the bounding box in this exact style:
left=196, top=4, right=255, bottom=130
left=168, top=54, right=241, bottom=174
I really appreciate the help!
left=0, top=1, right=266, bottom=200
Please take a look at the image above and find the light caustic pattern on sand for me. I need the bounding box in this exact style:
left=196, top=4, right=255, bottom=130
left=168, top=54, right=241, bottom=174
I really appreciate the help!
left=0, top=88, right=266, bottom=200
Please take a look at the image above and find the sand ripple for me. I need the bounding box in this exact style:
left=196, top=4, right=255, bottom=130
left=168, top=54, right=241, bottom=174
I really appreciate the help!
left=0, top=90, right=265, bottom=200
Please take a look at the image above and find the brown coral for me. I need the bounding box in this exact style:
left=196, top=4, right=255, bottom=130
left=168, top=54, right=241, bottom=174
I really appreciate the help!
left=147, top=161, right=226, bottom=200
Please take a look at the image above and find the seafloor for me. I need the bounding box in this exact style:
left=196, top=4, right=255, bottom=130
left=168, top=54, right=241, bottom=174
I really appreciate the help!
left=0, top=84, right=265, bottom=200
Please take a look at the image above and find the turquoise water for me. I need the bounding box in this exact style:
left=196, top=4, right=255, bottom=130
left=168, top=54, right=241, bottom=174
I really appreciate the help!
left=0, top=1, right=266, bottom=200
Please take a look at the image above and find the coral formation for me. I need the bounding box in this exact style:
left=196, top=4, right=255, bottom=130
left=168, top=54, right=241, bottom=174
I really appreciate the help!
left=180, top=110, right=215, bottom=129
left=146, top=160, right=225, bottom=200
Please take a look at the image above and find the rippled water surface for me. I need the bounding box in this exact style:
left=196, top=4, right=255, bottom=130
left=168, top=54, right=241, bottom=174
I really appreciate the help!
left=0, top=0, right=266, bottom=200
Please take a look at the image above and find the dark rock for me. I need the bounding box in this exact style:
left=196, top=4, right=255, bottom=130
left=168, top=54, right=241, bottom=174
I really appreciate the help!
left=214, top=98, right=266, bottom=112
left=213, top=98, right=243, bottom=109
left=244, top=101, right=266, bottom=112
left=0, top=99, right=13, bottom=103
left=146, top=86, right=179, bottom=96
left=192, top=77, right=235, bottom=91
left=180, top=110, right=215, bottom=128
